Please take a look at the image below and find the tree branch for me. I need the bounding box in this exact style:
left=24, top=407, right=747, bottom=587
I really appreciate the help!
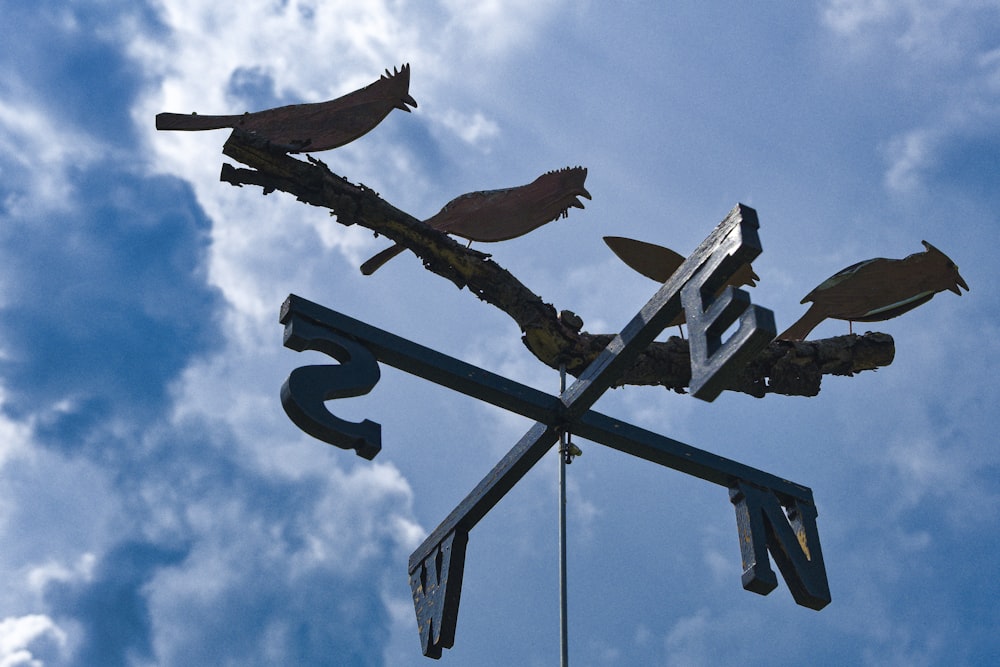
left=218, top=130, right=894, bottom=397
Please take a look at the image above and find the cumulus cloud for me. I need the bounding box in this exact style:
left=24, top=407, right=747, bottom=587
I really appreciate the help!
left=3, top=1, right=997, bottom=664
left=128, top=3, right=436, bottom=325
left=0, top=614, right=67, bottom=667
left=0, top=92, right=103, bottom=217
left=134, top=454, right=421, bottom=666
left=1, top=4, right=467, bottom=663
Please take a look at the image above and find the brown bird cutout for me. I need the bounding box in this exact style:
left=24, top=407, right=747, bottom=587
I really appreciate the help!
left=777, top=240, right=969, bottom=340
left=360, top=167, right=591, bottom=275
left=603, top=235, right=759, bottom=327
left=155, top=64, right=417, bottom=152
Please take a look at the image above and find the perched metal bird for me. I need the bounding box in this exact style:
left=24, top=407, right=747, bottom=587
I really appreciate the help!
left=155, top=64, right=417, bottom=152
left=360, top=167, right=591, bottom=275
left=603, top=235, right=759, bottom=327
left=777, top=240, right=969, bottom=340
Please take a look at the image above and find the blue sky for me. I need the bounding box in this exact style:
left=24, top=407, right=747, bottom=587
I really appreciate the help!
left=1, top=1, right=999, bottom=665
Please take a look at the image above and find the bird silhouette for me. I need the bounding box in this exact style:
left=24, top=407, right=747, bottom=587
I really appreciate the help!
left=360, top=167, right=591, bottom=275
left=603, top=235, right=759, bottom=327
left=155, top=64, right=417, bottom=152
left=777, top=240, right=969, bottom=340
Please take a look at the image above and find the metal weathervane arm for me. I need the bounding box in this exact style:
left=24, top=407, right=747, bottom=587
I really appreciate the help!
left=279, top=205, right=831, bottom=659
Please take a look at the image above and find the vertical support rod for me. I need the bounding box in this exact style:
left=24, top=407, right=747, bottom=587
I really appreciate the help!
left=558, top=364, right=569, bottom=667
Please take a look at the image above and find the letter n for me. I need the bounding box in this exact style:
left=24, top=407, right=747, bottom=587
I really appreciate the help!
left=729, top=480, right=831, bottom=610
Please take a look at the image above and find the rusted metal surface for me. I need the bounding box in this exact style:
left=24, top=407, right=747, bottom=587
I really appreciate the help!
left=156, top=64, right=416, bottom=152
left=360, top=167, right=591, bottom=274
left=778, top=240, right=968, bottom=340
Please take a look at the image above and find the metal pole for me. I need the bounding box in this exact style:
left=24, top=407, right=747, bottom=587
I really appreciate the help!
left=559, top=364, right=569, bottom=667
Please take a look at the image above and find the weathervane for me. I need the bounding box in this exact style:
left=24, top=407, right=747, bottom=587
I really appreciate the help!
left=278, top=204, right=830, bottom=658
left=157, top=61, right=967, bottom=661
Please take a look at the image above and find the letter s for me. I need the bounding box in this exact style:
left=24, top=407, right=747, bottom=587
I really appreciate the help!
left=280, top=312, right=382, bottom=459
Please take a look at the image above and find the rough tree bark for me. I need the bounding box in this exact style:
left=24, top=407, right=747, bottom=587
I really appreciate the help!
left=218, top=130, right=894, bottom=398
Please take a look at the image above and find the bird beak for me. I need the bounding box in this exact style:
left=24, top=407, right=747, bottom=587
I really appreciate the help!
left=951, top=271, right=969, bottom=294
left=566, top=186, right=591, bottom=211
left=397, top=94, right=418, bottom=111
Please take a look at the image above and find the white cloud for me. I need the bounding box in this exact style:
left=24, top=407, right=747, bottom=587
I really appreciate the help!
left=822, top=0, right=895, bottom=35
left=123, top=0, right=587, bottom=340
left=664, top=607, right=713, bottom=667
left=821, top=2, right=1000, bottom=197
left=131, top=1, right=428, bottom=175
left=0, top=615, right=67, bottom=667
left=25, top=554, right=97, bottom=596
left=91, top=5, right=441, bottom=637
left=301, top=462, right=423, bottom=570
left=0, top=388, right=31, bottom=472
left=0, top=1, right=977, bottom=663
left=141, top=455, right=420, bottom=664
left=127, top=2, right=432, bottom=335
left=883, top=433, right=993, bottom=521
left=0, top=91, right=104, bottom=217
left=822, top=0, right=997, bottom=58
left=883, top=127, right=937, bottom=194
left=437, top=109, right=500, bottom=150
left=439, top=0, right=565, bottom=54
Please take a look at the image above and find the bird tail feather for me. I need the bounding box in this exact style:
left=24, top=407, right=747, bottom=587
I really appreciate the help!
left=155, top=113, right=238, bottom=131
left=360, top=243, right=406, bottom=275
left=776, top=305, right=826, bottom=341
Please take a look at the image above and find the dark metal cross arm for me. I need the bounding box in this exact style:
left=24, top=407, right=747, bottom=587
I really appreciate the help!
left=408, top=422, right=560, bottom=572
left=573, top=410, right=812, bottom=506
left=406, top=421, right=561, bottom=658
left=281, top=294, right=564, bottom=426
left=279, top=294, right=815, bottom=556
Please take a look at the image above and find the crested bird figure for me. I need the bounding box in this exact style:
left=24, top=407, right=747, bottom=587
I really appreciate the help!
left=360, top=167, right=591, bottom=275
left=155, top=64, right=417, bottom=152
left=603, top=235, right=759, bottom=327
left=777, top=240, right=968, bottom=341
